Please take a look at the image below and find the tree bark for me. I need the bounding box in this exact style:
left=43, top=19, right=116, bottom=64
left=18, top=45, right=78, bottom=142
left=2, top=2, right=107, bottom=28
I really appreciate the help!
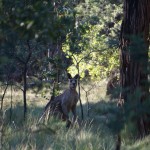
left=23, top=64, right=27, bottom=120
left=119, top=0, right=150, bottom=136
left=77, top=63, right=84, bottom=120
left=1, top=84, right=8, bottom=110
left=23, top=40, right=32, bottom=120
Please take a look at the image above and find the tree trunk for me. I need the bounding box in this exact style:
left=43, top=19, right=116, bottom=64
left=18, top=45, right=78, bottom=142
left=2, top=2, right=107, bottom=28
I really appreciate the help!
left=115, top=134, right=121, bottom=150
left=22, top=40, right=32, bottom=120
left=10, top=84, right=13, bottom=122
left=119, top=0, right=150, bottom=136
left=23, top=64, right=27, bottom=119
left=1, top=84, right=8, bottom=110
left=77, top=63, right=84, bottom=120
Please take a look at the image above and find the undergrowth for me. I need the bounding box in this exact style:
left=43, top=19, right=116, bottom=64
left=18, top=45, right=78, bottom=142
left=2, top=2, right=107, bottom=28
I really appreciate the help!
left=0, top=82, right=150, bottom=150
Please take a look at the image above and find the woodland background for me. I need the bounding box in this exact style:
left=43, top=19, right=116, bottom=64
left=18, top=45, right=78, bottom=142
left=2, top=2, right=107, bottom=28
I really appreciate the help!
left=0, top=0, right=150, bottom=150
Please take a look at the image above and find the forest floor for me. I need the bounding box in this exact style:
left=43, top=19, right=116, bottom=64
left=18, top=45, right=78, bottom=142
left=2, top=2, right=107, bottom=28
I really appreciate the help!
left=0, top=80, right=150, bottom=150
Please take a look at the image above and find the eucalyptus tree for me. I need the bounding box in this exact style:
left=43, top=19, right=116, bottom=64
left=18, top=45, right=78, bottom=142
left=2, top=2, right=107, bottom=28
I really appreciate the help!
left=119, top=0, right=150, bottom=137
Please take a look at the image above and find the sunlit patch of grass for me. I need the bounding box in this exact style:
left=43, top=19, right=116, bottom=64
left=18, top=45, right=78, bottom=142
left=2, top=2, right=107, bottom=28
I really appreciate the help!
left=122, top=135, right=150, bottom=150
left=2, top=113, right=115, bottom=150
left=1, top=81, right=114, bottom=150
left=1, top=81, right=149, bottom=150
left=80, top=80, right=107, bottom=104
left=49, top=121, right=115, bottom=150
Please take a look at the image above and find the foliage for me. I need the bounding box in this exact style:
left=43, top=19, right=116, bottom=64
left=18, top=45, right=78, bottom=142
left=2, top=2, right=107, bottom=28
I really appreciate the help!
left=0, top=1, right=150, bottom=150
left=0, top=0, right=80, bottom=117
left=0, top=0, right=123, bottom=84
left=0, top=0, right=76, bottom=85
left=62, top=0, right=122, bottom=80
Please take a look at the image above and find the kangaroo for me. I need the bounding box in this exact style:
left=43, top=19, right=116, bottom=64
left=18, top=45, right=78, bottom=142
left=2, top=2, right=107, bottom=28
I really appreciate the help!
left=39, top=73, right=79, bottom=128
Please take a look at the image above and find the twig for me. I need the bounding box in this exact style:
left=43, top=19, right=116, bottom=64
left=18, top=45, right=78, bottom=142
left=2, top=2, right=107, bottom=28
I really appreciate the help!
left=1, top=84, right=8, bottom=110
left=81, top=85, right=95, bottom=117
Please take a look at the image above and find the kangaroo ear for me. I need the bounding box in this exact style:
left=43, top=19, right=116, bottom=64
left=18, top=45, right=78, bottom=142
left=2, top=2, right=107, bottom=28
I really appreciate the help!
left=74, top=74, right=80, bottom=79
left=67, top=73, right=72, bottom=79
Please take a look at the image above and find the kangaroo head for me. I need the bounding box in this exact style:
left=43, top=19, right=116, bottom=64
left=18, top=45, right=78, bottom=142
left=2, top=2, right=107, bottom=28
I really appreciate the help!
left=67, top=73, right=79, bottom=89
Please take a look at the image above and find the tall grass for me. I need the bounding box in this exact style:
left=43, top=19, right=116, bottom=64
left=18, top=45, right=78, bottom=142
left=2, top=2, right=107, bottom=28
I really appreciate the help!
left=2, top=106, right=115, bottom=150
left=0, top=81, right=149, bottom=150
left=0, top=81, right=115, bottom=150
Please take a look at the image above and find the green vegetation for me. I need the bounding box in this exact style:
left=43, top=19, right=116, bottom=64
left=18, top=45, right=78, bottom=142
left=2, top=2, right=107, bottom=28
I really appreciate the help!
left=1, top=85, right=150, bottom=150
left=63, top=0, right=122, bottom=79
left=0, top=0, right=150, bottom=150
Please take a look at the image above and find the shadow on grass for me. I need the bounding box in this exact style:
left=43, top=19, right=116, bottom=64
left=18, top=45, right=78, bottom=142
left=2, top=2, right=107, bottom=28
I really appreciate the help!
left=3, top=98, right=122, bottom=131
left=1, top=98, right=119, bottom=150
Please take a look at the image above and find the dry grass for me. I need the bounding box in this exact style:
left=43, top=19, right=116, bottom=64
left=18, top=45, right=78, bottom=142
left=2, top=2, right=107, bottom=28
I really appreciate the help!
left=0, top=81, right=115, bottom=150
left=0, top=81, right=149, bottom=150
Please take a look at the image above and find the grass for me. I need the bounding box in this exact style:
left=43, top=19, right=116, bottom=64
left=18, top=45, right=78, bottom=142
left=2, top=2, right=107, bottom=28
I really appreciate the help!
left=2, top=109, right=115, bottom=150
left=122, top=135, right=150, bottom=150
left=5, top=124, right=114, bottom=150
left=0, top=81, right=150, bottom=150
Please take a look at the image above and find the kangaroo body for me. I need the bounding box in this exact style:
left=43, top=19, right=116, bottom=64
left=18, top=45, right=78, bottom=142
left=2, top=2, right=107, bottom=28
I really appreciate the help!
left=39, top=73, right=79, bottom=127
left=61, top=89, right=78, bottom=112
